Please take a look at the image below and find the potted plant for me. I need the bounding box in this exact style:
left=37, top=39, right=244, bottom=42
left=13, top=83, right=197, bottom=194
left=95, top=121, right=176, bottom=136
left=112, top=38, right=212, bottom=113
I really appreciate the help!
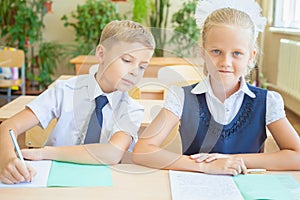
left=61, top=0, right=120, bottom=56
left=0, top=0, right=63, bottom=92
left=132, top=0, right=148, bottom=25
left=0, top=0, right=19, bottom=40
left=44, top=1, right=53, bottom=13
left=169, top=0, right=200, bottom=58
left=0, top=1, right=42, bottom=51
left=27, top=42, right=64, bottom=90
left=149, top=0, right=170, bottom=57
left=131, top=0, right=170, bottom=57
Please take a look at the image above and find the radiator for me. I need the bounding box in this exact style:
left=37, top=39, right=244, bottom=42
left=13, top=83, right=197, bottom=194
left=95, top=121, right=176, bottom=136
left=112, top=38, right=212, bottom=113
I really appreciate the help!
left=277, top=39, right=300, bottom=100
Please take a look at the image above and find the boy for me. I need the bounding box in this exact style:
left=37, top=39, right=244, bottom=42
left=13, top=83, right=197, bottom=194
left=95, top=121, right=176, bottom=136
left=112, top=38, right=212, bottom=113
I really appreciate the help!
left=0, top=20, right=155, bottom=184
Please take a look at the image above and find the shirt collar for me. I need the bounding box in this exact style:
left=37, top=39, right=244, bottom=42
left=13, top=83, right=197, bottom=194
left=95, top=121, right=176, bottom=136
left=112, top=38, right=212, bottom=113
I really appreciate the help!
left=239, top=76, right=256, bottom=98
left=87, top=68, right=123, bottom=109
left=191, top=75, right=256, bottom=98
left=191, top=76, right=210, bottom=95
left=88, top=70, right=102, bottom=100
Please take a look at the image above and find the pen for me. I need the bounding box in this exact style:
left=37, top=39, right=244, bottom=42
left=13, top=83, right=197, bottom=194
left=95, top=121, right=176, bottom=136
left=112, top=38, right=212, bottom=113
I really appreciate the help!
left=9, top=129, right=26, bottom=166
left=9, top=129, right=31, bottom=182
left=247, top=168, right=266, bottom=174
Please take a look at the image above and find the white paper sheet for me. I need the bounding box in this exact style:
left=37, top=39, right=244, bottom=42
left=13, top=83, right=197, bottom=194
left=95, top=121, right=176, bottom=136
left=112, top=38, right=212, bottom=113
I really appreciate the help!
left=169, top=170, right=244, bottom=200
left=0, top=160, right=52, bottom=188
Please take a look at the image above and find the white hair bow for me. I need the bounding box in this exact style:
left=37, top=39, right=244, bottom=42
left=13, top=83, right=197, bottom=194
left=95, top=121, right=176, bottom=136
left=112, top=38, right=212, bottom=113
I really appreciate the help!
left=195, top=0, right=266, bottom=38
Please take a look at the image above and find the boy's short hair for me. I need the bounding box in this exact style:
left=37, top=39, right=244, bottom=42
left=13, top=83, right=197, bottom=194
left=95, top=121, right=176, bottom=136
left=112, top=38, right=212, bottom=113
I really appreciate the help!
left=100, top=20, right=155, bottom=50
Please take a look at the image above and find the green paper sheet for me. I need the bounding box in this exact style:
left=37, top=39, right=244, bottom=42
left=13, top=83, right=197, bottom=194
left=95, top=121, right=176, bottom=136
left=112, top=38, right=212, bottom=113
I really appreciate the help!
left=47, top=161, right=112, bottom=187
left=233, top=174, right=300, bottom=200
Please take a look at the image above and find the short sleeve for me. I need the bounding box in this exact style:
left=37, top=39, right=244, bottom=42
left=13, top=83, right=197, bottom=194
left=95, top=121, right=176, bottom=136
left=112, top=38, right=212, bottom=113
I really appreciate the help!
left=266, top=91, right=286, bottom=125
left=26, top=83, right=63, bottom=129
left=111, top=98, right=144, bottom=143
left=164, top=86, right=185, bottom=118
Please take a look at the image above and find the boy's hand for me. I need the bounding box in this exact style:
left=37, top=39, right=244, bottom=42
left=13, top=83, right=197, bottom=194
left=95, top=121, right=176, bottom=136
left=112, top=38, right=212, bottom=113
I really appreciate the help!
left=198, top=157, right=247, bottom=176
left=190, top=153, right=231, bottom=162
left=0, top=158, right=36, bottom=184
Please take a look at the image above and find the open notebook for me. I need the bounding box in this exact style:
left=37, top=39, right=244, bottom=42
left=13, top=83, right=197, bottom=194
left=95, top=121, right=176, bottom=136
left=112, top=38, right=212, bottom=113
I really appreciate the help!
left=169, top=170, right=300, bottom=200
left=0, top=160, right=112, bottom=188
left=169, top=170, right=244, bottom=200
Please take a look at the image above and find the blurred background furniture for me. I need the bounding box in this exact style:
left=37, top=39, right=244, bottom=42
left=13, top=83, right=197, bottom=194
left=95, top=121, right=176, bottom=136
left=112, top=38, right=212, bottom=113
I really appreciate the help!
left=0, top=49, right=25, bottom=102
left=69, top=56, right=196, bottom=77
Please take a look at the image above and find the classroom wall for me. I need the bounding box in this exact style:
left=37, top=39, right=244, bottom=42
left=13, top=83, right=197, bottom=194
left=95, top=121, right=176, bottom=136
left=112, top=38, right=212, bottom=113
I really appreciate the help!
left=260, top=0, right=300, bottom=85
left=42, top=0, right=132, bottom=43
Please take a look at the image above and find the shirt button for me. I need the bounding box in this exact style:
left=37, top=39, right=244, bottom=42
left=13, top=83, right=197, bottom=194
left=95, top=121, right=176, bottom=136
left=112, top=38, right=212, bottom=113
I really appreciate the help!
left=226, top=108, right=230, bottom=112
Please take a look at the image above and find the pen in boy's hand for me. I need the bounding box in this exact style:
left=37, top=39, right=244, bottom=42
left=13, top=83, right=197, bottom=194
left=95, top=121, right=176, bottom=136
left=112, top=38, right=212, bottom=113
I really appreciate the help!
left=9, top=129, right=31, bottom=182
left=9, top=129, right=25, bottom=164
left=247, top=168, right=266, bottom=174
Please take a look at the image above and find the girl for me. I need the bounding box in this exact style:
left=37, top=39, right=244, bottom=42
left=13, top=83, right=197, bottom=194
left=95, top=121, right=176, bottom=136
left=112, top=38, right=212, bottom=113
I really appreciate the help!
left=132, top=0, right=300, bottom=175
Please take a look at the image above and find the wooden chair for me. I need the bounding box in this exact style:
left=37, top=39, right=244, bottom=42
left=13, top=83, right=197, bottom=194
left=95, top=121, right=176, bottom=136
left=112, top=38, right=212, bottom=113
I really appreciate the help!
left=0, top=49, right=26, bottom=102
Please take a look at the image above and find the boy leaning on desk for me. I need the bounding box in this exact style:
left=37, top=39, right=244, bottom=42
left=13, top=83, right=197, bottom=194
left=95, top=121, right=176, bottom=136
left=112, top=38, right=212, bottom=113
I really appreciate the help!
left=0, top=20, right=155, bottom=184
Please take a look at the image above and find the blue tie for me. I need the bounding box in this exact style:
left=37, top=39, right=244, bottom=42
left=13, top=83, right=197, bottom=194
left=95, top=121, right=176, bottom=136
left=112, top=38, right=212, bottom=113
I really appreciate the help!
left=84, top=95, right=108, bottom=144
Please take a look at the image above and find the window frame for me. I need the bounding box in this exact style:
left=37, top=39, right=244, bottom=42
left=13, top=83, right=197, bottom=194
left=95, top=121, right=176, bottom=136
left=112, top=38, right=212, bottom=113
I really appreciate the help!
left=273, top=0, right=300, bottom=29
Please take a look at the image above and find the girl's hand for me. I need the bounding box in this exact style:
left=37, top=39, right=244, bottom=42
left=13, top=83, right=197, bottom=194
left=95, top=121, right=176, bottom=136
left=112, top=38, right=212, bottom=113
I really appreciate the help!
left=0, top=157, right=36, bottom=184
left=190, top=153, right=231, bottom=162
left=199, top=157, right=247, bottom=176
left=21, top=148, right=43, bottom=161
left=190, top=153, right=210, bottom=162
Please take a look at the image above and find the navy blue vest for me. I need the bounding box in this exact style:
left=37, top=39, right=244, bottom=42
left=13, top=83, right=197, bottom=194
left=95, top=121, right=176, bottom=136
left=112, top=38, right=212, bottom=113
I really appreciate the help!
left=179, top=83, right=267, bottom=155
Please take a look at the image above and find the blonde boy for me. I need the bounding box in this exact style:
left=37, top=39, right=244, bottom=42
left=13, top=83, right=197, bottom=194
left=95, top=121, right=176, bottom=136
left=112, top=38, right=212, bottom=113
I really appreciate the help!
left=0, top=20, right=155, bottom=184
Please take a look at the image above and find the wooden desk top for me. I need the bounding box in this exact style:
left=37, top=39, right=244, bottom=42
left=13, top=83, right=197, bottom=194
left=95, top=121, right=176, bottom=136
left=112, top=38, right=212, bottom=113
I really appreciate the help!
left=149, top=57, right=196, bottom=66
left=0, top=164, right=171, bottom=200
left=70, top=55, right=196, bottom=66
left=0, top=95, right=36, bottom=122
left=1, top=163, right=300, bottom=200
left=69, top=55, right=98, bottom=65
left=69, top=55, right=199, bottom=76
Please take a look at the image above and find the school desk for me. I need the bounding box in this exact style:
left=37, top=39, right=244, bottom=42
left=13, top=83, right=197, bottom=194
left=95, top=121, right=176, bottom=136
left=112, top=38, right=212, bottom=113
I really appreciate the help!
left=1, top=163, right=300, bottom=200
left=69, top=55, right=197, bottom=77
left=0, top=95, right=34, bottom=122
left=0, top=95, right=165, bottom=148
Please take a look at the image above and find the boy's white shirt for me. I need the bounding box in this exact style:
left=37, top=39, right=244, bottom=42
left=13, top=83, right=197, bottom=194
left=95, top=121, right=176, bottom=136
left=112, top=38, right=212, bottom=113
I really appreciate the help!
left=27, top=69, right=144, bottom=148
left=164, top=76, right=285, bottom=126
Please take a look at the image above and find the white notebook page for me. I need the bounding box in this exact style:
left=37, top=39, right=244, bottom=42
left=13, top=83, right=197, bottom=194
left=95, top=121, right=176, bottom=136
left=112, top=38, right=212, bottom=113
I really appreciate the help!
left=169, top=170, right=244, bottom=200
left=0, top=160, right=52, bottom=188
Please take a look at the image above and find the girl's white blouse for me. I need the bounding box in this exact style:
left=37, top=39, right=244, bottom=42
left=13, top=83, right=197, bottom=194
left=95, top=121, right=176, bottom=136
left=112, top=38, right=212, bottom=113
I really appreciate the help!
left=164, top=76, right=285, bottom=126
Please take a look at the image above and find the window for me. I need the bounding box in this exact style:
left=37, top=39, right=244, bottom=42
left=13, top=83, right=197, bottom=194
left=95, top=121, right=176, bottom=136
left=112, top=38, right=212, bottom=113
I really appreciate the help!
left=274, top=0, right=300, bottom=29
